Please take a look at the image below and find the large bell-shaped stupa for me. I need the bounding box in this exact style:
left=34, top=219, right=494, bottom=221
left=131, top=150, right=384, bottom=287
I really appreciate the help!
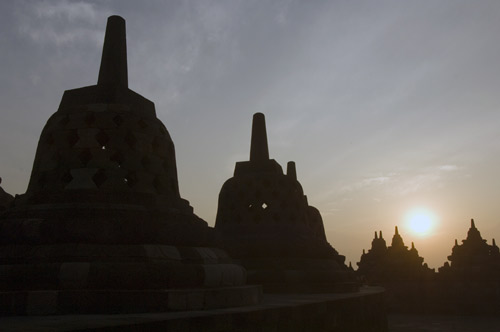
left=0, top=16, right=260, bottom=315
left=215, top=113, right=356, bottom=292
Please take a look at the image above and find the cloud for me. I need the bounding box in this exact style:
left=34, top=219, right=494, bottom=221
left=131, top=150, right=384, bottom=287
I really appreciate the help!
left=438, top=165, right=459, bottom=172
left=337, top=164, right=463, bottom=197
left=341, top=175, right=393, bottom=193
left=16, top=0, right=109, bottom=46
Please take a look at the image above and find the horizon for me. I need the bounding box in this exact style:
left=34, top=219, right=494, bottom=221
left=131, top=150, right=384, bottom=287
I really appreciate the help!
left=1, top=1, right=499, bottom=269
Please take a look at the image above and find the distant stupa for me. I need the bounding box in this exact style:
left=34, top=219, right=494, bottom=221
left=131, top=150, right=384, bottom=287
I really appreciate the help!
left=440, top=219, right=500, bottom=281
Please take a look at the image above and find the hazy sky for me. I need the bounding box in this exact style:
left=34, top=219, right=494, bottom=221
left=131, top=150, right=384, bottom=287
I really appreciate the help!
left=1, top=0, right=499, bottom=268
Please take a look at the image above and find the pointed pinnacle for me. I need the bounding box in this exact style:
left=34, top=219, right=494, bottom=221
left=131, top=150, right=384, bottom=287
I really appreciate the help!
left=411, top=242, right=415, bottom=249
left=98, top=16, right=128, bottom=88
left=493, top=238, right=497, bottom=246
left=374, top=231, right=378, bottom=239
left=471, top=218, right=476, bottom=228
left=287, top=161, right=297, bottom=180
left=379, top=231, right=383, bottom=239
left=455, top=239, right=458, bottom=246
left=395, top=226, right=399, bottom=235
left=250, top=113, right=269, bottom=163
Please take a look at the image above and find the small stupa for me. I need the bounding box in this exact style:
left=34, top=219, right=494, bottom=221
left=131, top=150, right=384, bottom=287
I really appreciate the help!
left=357, top=227, right=433, bottom=283
left=0, top=16, right=259, bottom=315
left=0, top=178, right=14, bottom=211
left=439, top=219, right=500, bottom=280
left=215, top=113, right=355, bottom=292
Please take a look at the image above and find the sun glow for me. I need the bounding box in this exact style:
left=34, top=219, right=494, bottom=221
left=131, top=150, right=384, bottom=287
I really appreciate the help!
left=405, top=208, right=437, bottom=237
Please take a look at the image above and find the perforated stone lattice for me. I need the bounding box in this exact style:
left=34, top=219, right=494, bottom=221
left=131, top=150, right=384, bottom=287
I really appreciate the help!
left=217, top=174, right=309, bottom=226
left=27, top=104, right=180, bottom=198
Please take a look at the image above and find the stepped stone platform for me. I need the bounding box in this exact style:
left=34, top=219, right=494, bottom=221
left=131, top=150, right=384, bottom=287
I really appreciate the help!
left=0, top=287, right=386, bottom=332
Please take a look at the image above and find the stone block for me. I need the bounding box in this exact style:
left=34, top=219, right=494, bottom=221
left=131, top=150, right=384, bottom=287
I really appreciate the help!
left=26, top=291, right=58, bottom=315
left=144, top=245, right=181, bottom=261
left=59, top=263, right=90, bottom=289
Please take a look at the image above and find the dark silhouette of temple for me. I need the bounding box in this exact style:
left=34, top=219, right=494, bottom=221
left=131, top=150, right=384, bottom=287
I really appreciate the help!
left=0, top=178, right=14, bottom=212
left=0, top=15, right=258, bottom=315
left=439, top=219, right=500, bottom=281
left=357, top=227, right=434, bottom=283
left=0, top=15, right=386, bottom=330
left=215, top=113, right=355, bottom=292
left=356, top=221, right=500, bottom=314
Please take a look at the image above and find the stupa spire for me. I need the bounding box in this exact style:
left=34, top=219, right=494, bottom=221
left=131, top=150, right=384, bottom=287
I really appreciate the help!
left=98, top=15, right=128, bottom=88
left=471, top=218, right=476, bottom=228
left=250, top=113, right=269, bottom=162
left=287, top=161, right=297, bottom=181
left=395, top=226, right=399, bottom=235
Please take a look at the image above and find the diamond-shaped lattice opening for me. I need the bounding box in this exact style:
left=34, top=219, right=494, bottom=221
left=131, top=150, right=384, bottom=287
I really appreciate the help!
left=61, top=171, right=73, bottom=185
left=124, top=172, right=137, bottom=187
left=110, top=151, right=124, bottom=168
left=262, top=203, right=268, bottom=209
left=67, top=130, right=79, bottom=147
left=138, top=119, right=148, bottom=129
left=59, top=116, right=70, bottom=127
left=92, top=169, right=107, bottom=188
left=124, top=131, right=137, bottom=148
left=113, top=115, right=124, bottom=127
left=95, top=131, right=109, bottom=149
left=85, top=113, right=96, bottom=126
left=78, top=149, right=92, bottom=165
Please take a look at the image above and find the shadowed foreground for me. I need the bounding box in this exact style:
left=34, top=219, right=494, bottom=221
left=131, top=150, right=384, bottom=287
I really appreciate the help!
left=389, top=314, right=500, bottom=332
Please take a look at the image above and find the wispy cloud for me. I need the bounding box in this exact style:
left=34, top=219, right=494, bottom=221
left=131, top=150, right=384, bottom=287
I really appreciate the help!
left=338, top=164, right=463, bottom=197
left=16, top=0, right=109, bottom=46
left=341, top=175, right=394, bottom=193
left=438, top=165, right=460, bottom=172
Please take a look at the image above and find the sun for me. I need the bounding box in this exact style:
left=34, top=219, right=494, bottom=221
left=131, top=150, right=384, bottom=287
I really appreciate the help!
left=404, top=208, right=437, bottom=237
